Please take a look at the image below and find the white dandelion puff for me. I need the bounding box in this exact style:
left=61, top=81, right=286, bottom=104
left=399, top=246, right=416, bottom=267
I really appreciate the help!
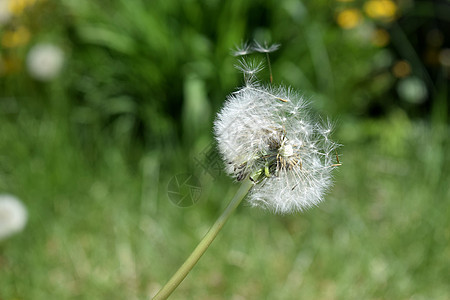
left=0, top=194, right=28, bottom=240
left=214, top=69, right=340, bottom=214
left=26, top=43, right=65, bottom=81
left=152, top=44, right=342, bottom=299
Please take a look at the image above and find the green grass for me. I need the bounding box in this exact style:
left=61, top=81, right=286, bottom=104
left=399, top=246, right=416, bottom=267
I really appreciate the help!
left=1, top=105, right=449, bottom=299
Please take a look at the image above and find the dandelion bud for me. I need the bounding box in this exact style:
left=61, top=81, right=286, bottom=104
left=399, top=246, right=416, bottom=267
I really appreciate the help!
left=214, top=61, right=340, bottom=214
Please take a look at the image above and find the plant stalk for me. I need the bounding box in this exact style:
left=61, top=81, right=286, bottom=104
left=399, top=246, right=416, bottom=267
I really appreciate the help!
left=152, top=179, right=253, bottom=300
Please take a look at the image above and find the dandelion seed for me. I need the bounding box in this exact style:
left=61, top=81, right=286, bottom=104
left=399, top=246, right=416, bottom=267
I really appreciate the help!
left=232, top=41, right=253, bottom=56
left=235, top=58, right=265, bottom=86
left=252, top=41, right=280, bottom=83
left=235, top=58, right=264, bottom=76
left=0, top=194, right=28, bottom=240
left=252, top=41, right=281, bottom=54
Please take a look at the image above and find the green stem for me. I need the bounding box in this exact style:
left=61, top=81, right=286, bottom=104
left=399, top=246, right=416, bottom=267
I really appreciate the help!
left=266, top=52, right=273, bottom=83
left=152, top=179, right=253, bottom=300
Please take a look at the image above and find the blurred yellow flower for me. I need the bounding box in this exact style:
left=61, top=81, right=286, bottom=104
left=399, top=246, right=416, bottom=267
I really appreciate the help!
left=372, top=28, right=390, bottom=47
left=364, top=0, right=397, bottom=21
left=1, top=26, right=30, bottom=48
left=439, top=49, right=450, bottom=67
left=8, top=0, right=38, bottom=15
left=392, top=60, right=412, bottom=78
left=0, top=55, right=21, bottom=75
left=336, top=9, right=363, bottom=29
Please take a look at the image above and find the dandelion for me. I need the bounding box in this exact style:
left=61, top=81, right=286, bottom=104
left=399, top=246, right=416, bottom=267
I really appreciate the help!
left=26, top=43, right=64, bottom=81
left=254, top=41, right=280, bottom=83
left=234, top=58, right=264, bottom=85
left=153, top=44, right=341, bottom=299
left=215, top=82, right=339, bottom=213
left=0, top=194, right=28, bottom=241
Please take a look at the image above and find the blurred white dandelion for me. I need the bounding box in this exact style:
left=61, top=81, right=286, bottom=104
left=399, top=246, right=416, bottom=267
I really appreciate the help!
left=0, top=0, right=12, bottom=25
left=0, top=194, right=28, bottom=240
left=214, top=49, right=340, bottom=214
left=26, top=43, right=65, bottom=81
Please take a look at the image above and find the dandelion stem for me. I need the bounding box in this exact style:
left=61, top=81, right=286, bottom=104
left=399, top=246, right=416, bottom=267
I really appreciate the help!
left=266, top=52, right=273, bottom=83
left=152, top=179, right=253, bottom=300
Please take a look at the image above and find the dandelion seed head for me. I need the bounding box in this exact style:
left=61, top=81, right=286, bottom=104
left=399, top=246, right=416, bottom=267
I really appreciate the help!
left=214, top=58, right=340, bottom=214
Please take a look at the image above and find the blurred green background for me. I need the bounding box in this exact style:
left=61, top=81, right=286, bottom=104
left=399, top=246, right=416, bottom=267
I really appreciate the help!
left=1, top=0, right=449, bottom=299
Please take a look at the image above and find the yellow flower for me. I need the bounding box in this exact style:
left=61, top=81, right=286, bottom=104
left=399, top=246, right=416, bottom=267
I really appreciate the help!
left=336, top=8, right=363, bottom=29
left=364, top=0, right=397, bottom=21
left=1, top=26, right=30, bottom=48
left=372, top=28, right=390, bottom=47
left=392, top=60, right=412, bottom=78
left=0, top=55, right=22, bottom=75
left=8, top=0, right=38, bottom=15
